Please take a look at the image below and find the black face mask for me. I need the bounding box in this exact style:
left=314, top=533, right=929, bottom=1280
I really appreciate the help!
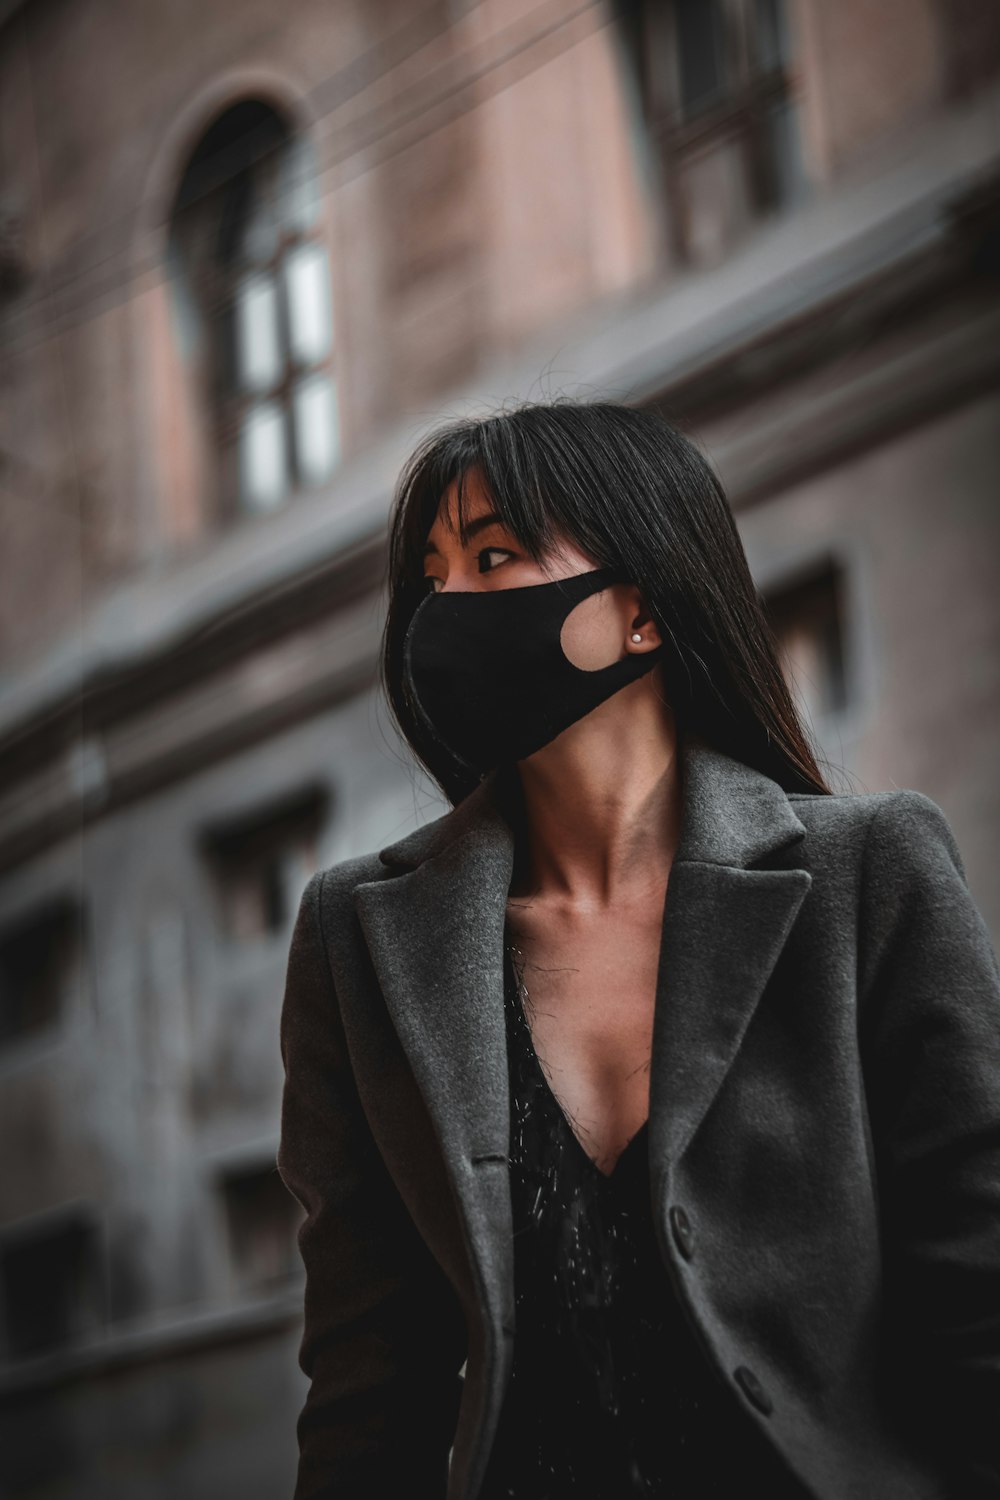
left=402, top=565, right=664, bottom=777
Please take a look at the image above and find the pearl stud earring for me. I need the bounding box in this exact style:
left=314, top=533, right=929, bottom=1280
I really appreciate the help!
left=631, top=633, right=642, bottom=643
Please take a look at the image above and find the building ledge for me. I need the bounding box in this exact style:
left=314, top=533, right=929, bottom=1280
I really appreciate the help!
left=0, top=1282, right=304, bottom=1399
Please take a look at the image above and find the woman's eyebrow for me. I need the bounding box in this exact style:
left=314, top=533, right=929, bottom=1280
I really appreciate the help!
left=422, top=511, right=508, bottom=556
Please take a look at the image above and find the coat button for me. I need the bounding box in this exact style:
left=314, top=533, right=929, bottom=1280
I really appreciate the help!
left=733, top=1365, right=773, bottom=1415
left=668, top=1204, right=694, bottom=1260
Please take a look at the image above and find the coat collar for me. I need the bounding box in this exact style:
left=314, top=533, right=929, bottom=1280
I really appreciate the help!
left=354, top=734, right=812, bottom=1196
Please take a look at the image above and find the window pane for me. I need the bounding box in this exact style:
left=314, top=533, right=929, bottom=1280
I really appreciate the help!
left=279, top=135, right=322, bottom=233
left=763, top=97, right=806, bottom=207
left=1, top=1216, right=105, bottom=1358
left=235, top=273, right=281, bottom=391
left=284, top=243, right=333, bottom=366
left=675, top=0, right=726, bottom=117
left=293, top=374, right=339, bottom=485
left=640, top=2, right=677, bottom=118
left=752, top=0, right=791, bottom=72
left=238, top=165, right=281, bottom=265
left=239, top=402, right=288, bottom=511
left=676, top=136, right=753, bottom=265
left=765, top=562, right=848, bottom=722
left=202, top=789, right=324, bottom=940
left=0, top=900, right=79, bottom=1045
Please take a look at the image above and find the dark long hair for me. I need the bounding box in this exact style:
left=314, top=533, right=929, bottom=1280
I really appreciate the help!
left=380, top=399, right=835, bottom=808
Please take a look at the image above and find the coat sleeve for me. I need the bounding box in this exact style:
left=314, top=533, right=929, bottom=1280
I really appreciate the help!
left=276, top=870, right=467, bottom=1500
left=858, top=791, right=1000, bottom=1496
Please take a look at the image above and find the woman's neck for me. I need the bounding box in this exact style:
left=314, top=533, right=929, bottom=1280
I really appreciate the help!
left=506, top=681, right=682, bottom=909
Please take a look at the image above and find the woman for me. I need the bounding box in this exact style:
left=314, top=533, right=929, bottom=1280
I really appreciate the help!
left=277, top=400, right=1000, bottom=1499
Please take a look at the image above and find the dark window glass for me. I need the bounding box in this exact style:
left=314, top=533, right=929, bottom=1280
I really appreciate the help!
left=752, top=0, right=790, bottom=71
left=200, top=785, right=327, bottom=941
left=1, top=1215, right=105, bottom=1359
left=764, top=561, right=848, bottom=722
left=0, top=898, right=83, bottom=1046
left=675, top=0, right=726, bottom=117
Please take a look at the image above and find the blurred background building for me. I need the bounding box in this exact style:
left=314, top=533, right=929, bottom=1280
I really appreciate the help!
left=0, top=1, right=998, bottom=1495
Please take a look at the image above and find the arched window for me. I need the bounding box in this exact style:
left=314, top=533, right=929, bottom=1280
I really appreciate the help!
left=167, top=100, right=339, bottom=521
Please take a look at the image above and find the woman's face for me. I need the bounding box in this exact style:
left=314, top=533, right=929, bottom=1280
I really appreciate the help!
left=421, top=469, right=662, bottom=672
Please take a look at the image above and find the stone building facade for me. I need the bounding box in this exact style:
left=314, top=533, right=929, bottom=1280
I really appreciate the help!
left=0, top=1, right=998, bottom=1495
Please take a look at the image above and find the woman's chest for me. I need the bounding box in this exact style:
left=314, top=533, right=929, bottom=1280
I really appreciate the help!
left=504, top=895, right=665, bottom=1175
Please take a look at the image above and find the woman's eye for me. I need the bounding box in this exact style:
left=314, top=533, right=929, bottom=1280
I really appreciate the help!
left=421, top=548, right=513, bottom=592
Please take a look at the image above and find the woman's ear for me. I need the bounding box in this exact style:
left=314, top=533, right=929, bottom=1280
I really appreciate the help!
left=626, top=589, right=662, bottom=651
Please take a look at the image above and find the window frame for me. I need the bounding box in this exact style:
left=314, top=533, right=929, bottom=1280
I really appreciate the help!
left=168, top=106, right=340, bottom=526
left=621, top=0, right=803, bottom=264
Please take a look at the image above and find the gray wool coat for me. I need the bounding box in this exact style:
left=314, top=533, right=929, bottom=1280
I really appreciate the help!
left=276, top=733, right=1000, bottom=1500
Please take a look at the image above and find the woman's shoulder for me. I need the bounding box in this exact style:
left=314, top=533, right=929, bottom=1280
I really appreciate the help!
left=291, top=851, right=399, bottom=973
left=786, top=786, right=994, bottom=1026
left=307, top=848, right=392, bottom=908
left=778, top=788, right=974, bottom=947
left=787, top=784, right=964, bottom=881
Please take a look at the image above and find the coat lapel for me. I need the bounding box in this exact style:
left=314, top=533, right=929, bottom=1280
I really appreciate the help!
left=351, top=731, right=812, bottom=1332
left=647, top=737, right=814, bottom=1174
left=351, top=775, right=518, bottom=1351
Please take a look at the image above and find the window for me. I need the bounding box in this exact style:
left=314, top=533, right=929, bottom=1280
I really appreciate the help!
left=0, top=1212, right=105, bottom=1359
left=618, top=0, right=805, bottom=266
left=219, top=1161, right=301, bottom=1297
left=0, top=896, right=85, bottom=1047
left=763, top=560, right=848, bottom=727
left=168, top=101, right=339, bottom=521
left=199, top=785, right=327, bottom=941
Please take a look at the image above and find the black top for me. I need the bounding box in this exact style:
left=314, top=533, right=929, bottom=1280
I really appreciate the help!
left=477, top=932, right=807, bottom=1500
